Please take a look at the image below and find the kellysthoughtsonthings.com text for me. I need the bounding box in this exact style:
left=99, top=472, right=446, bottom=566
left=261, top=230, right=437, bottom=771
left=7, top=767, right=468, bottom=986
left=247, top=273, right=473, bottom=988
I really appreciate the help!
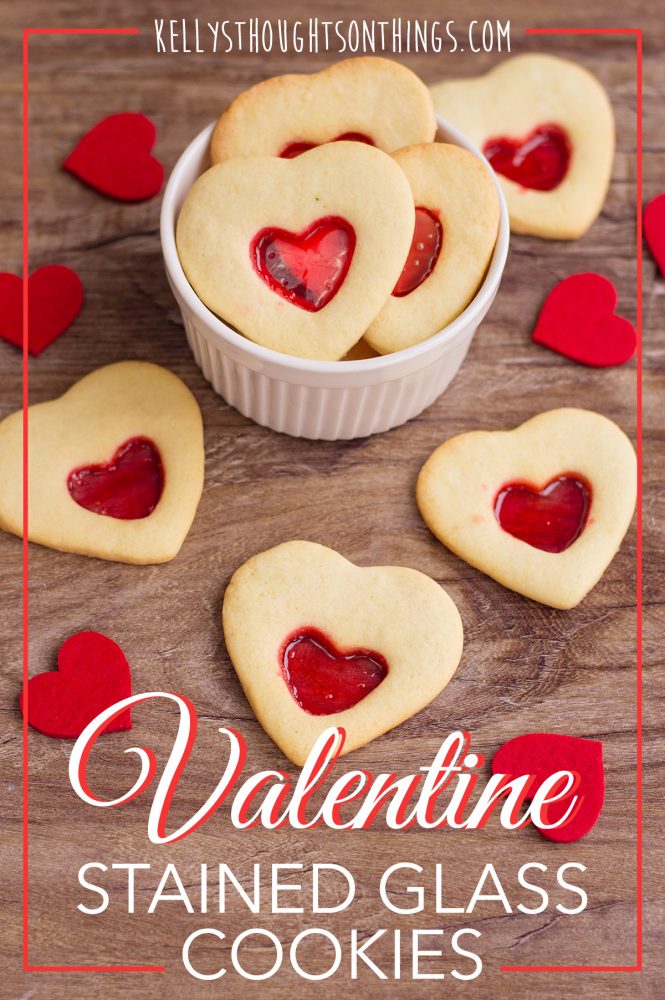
left=154, top=18, right=511, bottom=55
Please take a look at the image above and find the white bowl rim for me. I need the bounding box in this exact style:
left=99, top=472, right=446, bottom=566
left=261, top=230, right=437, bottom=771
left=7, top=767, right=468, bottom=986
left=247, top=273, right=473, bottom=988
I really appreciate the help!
left=160, top=116, right=510, bottom=377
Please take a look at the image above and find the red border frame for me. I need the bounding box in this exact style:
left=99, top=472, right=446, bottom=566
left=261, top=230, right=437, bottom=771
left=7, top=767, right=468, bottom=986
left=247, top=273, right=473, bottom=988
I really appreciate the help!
left=20, top=24, right=643, bottom=979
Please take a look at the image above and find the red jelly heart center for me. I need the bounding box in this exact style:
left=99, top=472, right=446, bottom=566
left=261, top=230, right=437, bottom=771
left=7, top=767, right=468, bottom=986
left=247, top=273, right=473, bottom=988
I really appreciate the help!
left=280, top=132, right=375, bottom=159
left=281, top=627, right=388, bottom=716
left=67, top=437, right=164, bottom=520
left=393, top=207, right=443, bottom=298
left=252, top=216, right=355, bottom=312
left=483, top=124, right=571, bottom=192
left=494, top=474, right=591, bottom=553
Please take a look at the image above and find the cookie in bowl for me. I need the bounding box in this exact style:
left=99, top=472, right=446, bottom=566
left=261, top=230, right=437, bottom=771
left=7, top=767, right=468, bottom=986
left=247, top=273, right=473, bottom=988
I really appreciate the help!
left=210, top=56, right=436, bottom=164
left=365, top=142, right=500, bottom=354
left=176, top=141, right=415, bottom=361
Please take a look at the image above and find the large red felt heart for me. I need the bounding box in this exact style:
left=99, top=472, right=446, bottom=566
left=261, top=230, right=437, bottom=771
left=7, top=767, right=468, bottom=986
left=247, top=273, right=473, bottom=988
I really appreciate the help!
left=483, top=123, right=571, bottom=191
left=63, top=113, right=164, bottom=202
left=251, top=216, right=356, bottom=312
left=20, top=631, right=132, bottom=738
left=494, top=474, right=591, bottom=553
left=644, top=193, right=665, bottom=277
left=281, top=627, right=388, bottom=715
left=492, top=733, right=604, bottom=842
left=532, top=272, right=636, bottom=367
left=0, top=265, right=83, bottom=356
left=67, top=437, right=164, bottom=520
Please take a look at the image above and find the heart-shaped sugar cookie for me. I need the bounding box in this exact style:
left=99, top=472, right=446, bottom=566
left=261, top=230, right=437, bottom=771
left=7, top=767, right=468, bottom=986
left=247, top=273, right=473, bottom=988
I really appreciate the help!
left=0, top=362, right=204, bottom=564
left=431, top=55, right=614, bottom=239
left=365, top=143, right=500, bottom=354
left=210, top=56, right=436, bottom=164
left=532, top=273, right=636, bottom=367
left=176, top=142, right=415, bottom=360
left=417, top=409, right=636, bottom=609
left=222, top=541, right=464, bottom=765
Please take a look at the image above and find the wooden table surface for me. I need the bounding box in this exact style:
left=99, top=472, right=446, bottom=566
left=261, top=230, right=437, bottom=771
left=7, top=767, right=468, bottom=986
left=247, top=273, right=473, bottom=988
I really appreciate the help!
left=1, top=1, right=662, bottom=997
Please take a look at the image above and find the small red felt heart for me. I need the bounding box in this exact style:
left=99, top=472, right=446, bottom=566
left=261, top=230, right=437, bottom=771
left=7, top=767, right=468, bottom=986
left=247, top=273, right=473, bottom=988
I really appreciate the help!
left=67, top=437, right=164, bottom=520
left=492, top=733, right=604, bottom=842
left=281, top=627, right=388, bottom=715
left=0, top=265, right=83, bottom=356
left=532, top=272, right=636, bottom=367
left=644, top=193, right=665, bottom=277
left=483, top=123, right=571, bottom=192
left=63, top=113, right=164, bottom=202
left=251, top=216, right=355, bottom=312
left=20, top=631, right=132, bottom=739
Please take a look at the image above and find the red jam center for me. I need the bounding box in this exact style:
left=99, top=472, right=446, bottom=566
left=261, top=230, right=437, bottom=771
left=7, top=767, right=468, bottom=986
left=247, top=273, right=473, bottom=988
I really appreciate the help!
left=281, top=627, right=388, bottom=716
left=483, top=124, right=571, bottom=192
left=393, top=207, right=443, bottom=298
left=494, top=474, right=591, bottom=553
left=67, top=437, right=164, bottom=520
left=251, top=216, right=355, bottom=312
left=280, top=132, right=375, bottom=159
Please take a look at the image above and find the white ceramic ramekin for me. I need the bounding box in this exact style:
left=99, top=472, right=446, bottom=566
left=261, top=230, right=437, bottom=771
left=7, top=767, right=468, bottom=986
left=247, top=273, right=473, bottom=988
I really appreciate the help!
left=161, top=118, right=509, bottom=440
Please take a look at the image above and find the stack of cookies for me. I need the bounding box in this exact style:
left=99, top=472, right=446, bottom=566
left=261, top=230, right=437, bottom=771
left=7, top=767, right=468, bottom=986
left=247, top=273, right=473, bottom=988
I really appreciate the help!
left=176, top=57, right=501, bottom=361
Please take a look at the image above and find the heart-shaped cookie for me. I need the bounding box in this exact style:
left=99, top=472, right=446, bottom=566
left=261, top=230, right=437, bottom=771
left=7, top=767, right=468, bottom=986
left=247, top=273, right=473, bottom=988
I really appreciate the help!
left=21, top=631, right=132, bottom=739
left=417, top=409, right=636, bottom=609
left=63, top=113, right=164, bottom=202
left=0, top=265, right=83, bottom=356
left=431, top=54, right=614, bottom=239
left=176, top=142, right=415, bottom=360
left=222, top=541, right=464, bottom=765
left=210, top=56, right=436, bottom=164
left=532, top=273, right=636, bottom=367
left=0, top=362, right=204, bottom=564
left=365, top=143, right=500, bottom=353
left=492, top=734, right=604, bottom=842
left=644, top=194, right=665, bottom=277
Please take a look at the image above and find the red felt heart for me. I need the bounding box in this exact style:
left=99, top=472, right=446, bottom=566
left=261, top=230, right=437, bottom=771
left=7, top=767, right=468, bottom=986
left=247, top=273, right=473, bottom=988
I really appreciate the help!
left=280, top=132, right=375, bottom=158
left=483, top=123, right=571, bottom=191
left=532, top=272, right=636, bottom=367
left=644, top=193, right=665, bottom=277
left=0, top=265, right=83, bottom=356
left=281, top=627, right=388, bottom=715
left=492, top=733, right=604, bottom=842
left=20, top=631, right=132, bottom=738
left=393, top=207, right=443, bottom=298
left=63, top=113, right=164, bottom=202
left=494, top=474, right=591, bottom=553
left=67, top=437, right=164, bottom=520
left=251, top=216, right=356, bottom=312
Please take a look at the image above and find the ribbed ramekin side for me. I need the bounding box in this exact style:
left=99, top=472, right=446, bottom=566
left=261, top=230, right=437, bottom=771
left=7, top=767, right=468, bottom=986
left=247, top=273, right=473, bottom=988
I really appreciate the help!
left=183, top=315, right=477, bottom=439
